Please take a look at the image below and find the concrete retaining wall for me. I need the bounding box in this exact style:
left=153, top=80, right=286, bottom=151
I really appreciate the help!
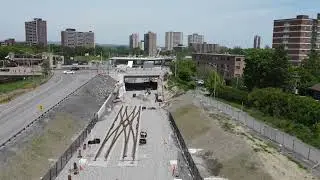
left=97, top=92, right=115, bottom=119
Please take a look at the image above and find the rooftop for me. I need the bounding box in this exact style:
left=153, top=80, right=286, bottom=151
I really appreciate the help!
left=192, top=53, right=245, bottom=57
left=110, top=56, right=174, bottom=61
left=310, top=83, right=320, bottom=92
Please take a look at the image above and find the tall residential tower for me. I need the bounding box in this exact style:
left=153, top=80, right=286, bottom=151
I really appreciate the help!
left=188, top=33, right=204, bottom=45
left=25, top=18, right=47, bottom=46
left=144, top=31, right=157, bottom=56
left=129, top=33, right=139, bottom=49
left=165, top=31, right=183, bottom=50
left=273, top=14, right=320, bottom=65
left=254, top=35, right=261, bottom=49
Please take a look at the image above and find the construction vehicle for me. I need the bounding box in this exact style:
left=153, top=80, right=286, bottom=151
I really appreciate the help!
left=139, top=131, right=147, bottom=145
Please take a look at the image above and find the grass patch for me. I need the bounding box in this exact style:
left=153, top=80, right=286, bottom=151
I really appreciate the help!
left=0, top=74, right=52, bottom=104
left=0, top=75, right=52, bottom=94
left=287, top=156, right=307, bottom=170
left=220, top=152, right=273, bottom=180
left=0, top=113, right=83, bottom=180
left=168, top=76, right=195, bottom=92
left=221, top=122, right=235, bottom=133
left=171, top=104, right=211, bottom=141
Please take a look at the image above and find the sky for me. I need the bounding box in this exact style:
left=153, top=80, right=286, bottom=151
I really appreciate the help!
left=0, top=0, right=319, bottom=48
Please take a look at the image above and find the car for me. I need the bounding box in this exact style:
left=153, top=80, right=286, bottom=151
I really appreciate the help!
left=63, top=70, right=75, bottom=74
left=71, top=67, right=80, bottom=71
left=197, top=79, right=205, bottom=86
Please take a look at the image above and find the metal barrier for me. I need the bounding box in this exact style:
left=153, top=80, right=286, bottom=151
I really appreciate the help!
left=41, top=86, right=116, bottom=180
left=168, top=112, right=203, bottom=180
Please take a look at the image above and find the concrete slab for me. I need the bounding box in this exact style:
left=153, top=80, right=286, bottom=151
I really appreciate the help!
left=56, top=91, right=183, bottom=180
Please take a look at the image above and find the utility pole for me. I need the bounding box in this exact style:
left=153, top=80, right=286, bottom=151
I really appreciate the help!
left=108, top=52, right=110, bottom=75
left=214, top=71, right=216, bottom=99
left=236, top=76, right=239, bottom=89
left=175, top=53, right=178, bottom=77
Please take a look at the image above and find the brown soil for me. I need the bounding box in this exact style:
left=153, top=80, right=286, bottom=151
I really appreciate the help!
left=169, top=92, right=318, bottom=180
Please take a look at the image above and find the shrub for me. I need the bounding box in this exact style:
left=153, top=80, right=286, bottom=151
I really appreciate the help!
left=248, top=88, right=320, bottom=127
left=216, top=85, right=249, bottom=104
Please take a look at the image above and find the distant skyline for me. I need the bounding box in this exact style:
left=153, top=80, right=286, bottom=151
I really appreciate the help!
left=0, top=0, right=319, bottom=48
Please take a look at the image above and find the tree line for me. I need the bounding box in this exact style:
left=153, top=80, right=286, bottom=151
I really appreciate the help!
left=215, top=46, right=320, bottom=148
left=169, top=46, right=320, bottom=148
left=0, top=44, right=133, bottom=62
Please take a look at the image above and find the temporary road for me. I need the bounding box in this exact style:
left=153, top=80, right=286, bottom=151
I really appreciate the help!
left=0, top=70, right=96, bottom=146
left=56, top=91, right=185, bottom=180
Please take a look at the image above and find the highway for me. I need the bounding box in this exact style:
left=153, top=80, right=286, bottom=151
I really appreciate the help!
left=0, top=70, right=96, bottom=146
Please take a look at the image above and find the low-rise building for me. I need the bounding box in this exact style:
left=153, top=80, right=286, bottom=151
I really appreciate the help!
left=192, top=53, right=245, bottom=79
left=0, top=38, right=15, bottom=46
left=189, top=42, right=220, bottom=53
left=61, top=28, right=95, bottom=48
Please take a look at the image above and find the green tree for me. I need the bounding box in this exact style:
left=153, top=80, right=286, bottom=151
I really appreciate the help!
left=41, top=59, right=50, bottom=76
left=205, top=70, right=224, bottom=94
left=265, top=45, right=290, bottom=88
left=243, top=48, right=273, bottom=90
left=295, top=50, right=320, bottom=95
left=170, top=59, right=196, bottom=82
left=130, top=48, right=144, bottom=56
left=229, top=46, right=245, bottom=55
left=243, top=47, right=290, bottom=90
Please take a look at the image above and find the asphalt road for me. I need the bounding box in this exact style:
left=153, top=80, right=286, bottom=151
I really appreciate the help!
left=0, top=70, right=96, bottom=146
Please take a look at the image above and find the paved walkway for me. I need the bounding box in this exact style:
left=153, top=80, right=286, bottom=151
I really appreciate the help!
left=56, top=91, right=184, bottom=180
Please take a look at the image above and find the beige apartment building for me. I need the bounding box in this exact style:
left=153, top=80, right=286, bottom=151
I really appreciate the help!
left=192, top=53, right=245, bottom=79
left=189, top=42, right=221, bottom=53
left=61, top=29, right=95, bottom=48
left=25, top=18, right=47, bottom=46
left=165, top=31, right=183, bottom=50
left=129, top=33, right=139, bottom=49
left=144, top=31, right=157, bottom=56
left=188, top=33, right=204, bottom=45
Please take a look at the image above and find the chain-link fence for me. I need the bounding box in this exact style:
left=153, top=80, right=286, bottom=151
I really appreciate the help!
left=196, top=93, right=320, bottom=168
left=168, top=112, right=203, bottom=180
left=41, top=114, right=98, bottom=180
left=41, top=90, right=116, bottom=180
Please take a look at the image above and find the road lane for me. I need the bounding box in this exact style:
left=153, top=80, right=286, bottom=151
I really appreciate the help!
left=0, top=70, right=96, bottom=145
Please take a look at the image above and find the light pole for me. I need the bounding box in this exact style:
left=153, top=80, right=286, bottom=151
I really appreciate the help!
left=213, top=64, right=217, bottom=100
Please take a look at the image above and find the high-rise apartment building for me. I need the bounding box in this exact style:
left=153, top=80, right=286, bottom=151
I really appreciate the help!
left=254, top=35, right=261, bottom=49
left=144, top=31, right=157, bottom=56
left=273, top=14, right=320, bottom=65
left=61, top=29, right=95, bottom=48
left=25, top=18, right=47, bottom=46
left=165, top=31, right=183, bottom=50
left=129, top=33, right=139, bottom=49
left=139, top=40, right=144, bottom=51
left=188, top=33, right=204, bottom=45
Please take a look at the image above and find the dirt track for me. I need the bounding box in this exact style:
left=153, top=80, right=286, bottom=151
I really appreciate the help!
left=169, top=92, right=318, bottom=180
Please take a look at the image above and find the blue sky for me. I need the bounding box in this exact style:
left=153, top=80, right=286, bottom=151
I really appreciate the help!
left=0, top=0, right=319, bottom=48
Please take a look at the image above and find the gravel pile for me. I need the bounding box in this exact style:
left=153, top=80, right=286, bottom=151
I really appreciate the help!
left=78, top=75, right=116, bottom=100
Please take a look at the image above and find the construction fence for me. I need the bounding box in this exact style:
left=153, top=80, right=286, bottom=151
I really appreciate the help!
left=168, top=112, right=203, bottom=180
left=41, top=92, right=116, bottom=180
left=196, top=93, right=320, bottom=168
left=41, top=114, right=98, bottom=180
